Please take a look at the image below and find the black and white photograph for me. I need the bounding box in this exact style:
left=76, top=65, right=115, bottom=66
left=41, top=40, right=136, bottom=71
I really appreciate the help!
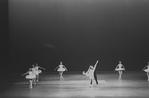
left=1, top=0, right=149, bottom=98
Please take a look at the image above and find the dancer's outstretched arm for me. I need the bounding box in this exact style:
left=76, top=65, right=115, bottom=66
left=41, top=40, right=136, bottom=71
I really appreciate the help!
left=54, top=66, right=59, bottom=71
left=142, top=66, right=147, bottom=71
left=22, top=72, right=28, bottom=76
left=142, top=62, right=149, bottom=71
left=39, top=66, right=45, bottom=70
left=114, top=66, right=117, bottom=71
left=115, top=64, right=120, bottom=70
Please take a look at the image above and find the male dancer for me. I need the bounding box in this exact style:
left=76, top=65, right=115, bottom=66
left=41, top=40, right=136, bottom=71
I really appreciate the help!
left=83, top=60, right=98, bottom=87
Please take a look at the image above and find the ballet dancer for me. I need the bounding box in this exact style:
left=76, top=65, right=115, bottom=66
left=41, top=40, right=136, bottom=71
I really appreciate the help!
left=142, top=62, right=149, bottom=81
left=83, top=60, right=98, bottom=87
left=22, top=68, right=36, bottom=88
left=115, top=61, right=125, bottom=80
left=54, top=62, right=68, bottom=80
left=33, top=63, right=45, bottom=82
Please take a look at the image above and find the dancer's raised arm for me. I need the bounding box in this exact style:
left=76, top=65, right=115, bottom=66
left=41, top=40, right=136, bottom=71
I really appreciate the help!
left=93, top=60, right=98, bottom=71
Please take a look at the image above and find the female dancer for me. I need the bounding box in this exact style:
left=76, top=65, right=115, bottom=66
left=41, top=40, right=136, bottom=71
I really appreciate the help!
left=54, top=62, right=68, bottom=80
left=142, top=62, right=149, bottom=81
left=83, top=60, right=98, bottom=87
left=115, top=61, right=125, bottom=80
left=33, top=63, right=45, bottom=82
left=22, top=68, right=36, bottom=88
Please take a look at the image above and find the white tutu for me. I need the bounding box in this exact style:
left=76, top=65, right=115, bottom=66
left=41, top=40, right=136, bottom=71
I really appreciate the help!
left=144, top=69, right=149, bottom=73
left=57, top=68, right=66, bottom=71
left=25, top=74, right=36, bottom=79
left=33, top=70, right=42, bottom=75
left=115, top=68, right=125, bottom=71
left=115, top=63, right=125, bottom=71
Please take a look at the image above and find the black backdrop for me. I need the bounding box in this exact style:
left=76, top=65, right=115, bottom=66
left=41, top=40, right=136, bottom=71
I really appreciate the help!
left=2, top=0, right=149, bottom=73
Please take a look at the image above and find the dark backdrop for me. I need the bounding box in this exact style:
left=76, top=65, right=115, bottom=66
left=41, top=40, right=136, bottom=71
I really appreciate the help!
left=5, top=0, right=149, bottom=73
left=0, top=0, right=9, bottom=76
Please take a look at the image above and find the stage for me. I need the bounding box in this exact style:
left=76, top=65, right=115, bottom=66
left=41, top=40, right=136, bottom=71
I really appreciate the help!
left=0, top=71, right=149, bottom=98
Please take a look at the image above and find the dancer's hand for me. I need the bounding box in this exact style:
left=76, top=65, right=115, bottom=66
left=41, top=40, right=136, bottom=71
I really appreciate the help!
left=82, top=71, right=85, bottom=75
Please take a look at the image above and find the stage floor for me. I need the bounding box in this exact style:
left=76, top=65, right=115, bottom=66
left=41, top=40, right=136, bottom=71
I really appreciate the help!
left=0, top=71, right=149, bottom=98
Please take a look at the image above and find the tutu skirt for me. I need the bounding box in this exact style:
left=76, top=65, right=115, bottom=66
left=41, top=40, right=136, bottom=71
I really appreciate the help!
left=33, top=70, right=42, bottom=75
left=25, top=74, right=36, bottom=79
left=115, top=68, right=125, bottom=71
left=144, top=69, right=149, bottom=73
left=57, top=68, right=66, bottom=71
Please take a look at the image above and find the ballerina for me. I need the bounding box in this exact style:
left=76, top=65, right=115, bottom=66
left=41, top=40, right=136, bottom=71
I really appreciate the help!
left=142, top=62, right=149, bottom=81
left=33, top=63, right=45, bottom=82
left=54, top=62, right=68, bottom=80
left=83, top=60, right=98, bottom=87
left=22, top=68, right=36, bottom=88
left=115, top=61, right=125, bottom=80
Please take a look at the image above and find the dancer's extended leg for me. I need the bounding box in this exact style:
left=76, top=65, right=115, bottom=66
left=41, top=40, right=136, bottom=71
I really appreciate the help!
left=118, top=71, right=122, bottom=79
left=147, top=73, right=149, bottom=81
left=94, top=73, right=98, bottom=85
left=90, top=79, right=93, bottom=87
left=29, top=80, right=33, bottom=88
left=59, top=71, right=64, bottom=80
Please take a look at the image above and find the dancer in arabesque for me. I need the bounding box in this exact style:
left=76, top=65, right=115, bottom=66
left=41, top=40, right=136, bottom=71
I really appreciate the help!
left=115, top=61, right=125, bottom=80
left=54, top=62, right=68, bottom=80
left=142, top=62, right=149, bottom=81
left=83, top=60, right=98, bottom=87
